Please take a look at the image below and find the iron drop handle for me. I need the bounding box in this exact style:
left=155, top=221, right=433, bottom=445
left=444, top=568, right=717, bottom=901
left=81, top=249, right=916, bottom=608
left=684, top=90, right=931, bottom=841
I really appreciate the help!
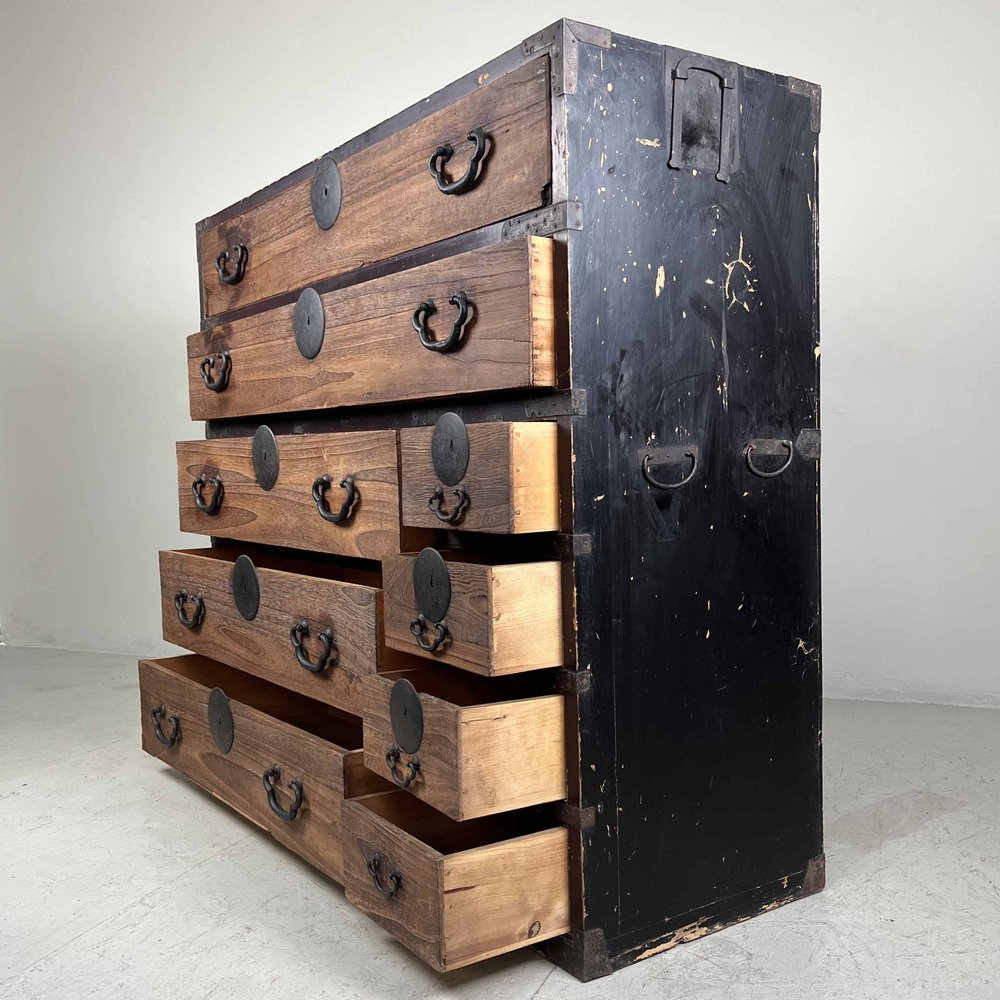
left=745, top=439, right=794, bottom=479
left=289, top=621, right=336, bottom=673
left=174, top=591, right=205, bottom=630
left=412, top=291, right=472, bottom=353
left=151, top=705, right=180, bottom=748
left=192, top=475, right=224, bottom=514
left=199, top=351, right=232, bottom=392
left=428, top=128, right=489, bottom=194
left=311, top=474, right=358, bottom=524
left=641, top=450, right=698, bottom=490
left=428, top=486, right=469, bottom=524
left=263, top=766, right=303, bottom=822
left=385, top=745, right=421, bottom=789
left=366, top=850, right=402, bottom=899
left=409, top=614, right=448, bottom=653
left=216, top=243, right=247, bottom=285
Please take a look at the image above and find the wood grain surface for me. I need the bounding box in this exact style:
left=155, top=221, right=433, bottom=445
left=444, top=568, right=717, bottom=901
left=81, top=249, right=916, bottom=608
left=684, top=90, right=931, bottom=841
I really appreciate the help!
left=362, top=670, right=566, bottom=820
left=399, top=419, right=559, bottom=533
left=189, top=238, right=558, bottom=420
left=382, top=553, right=564, bottom=674
left=343, top=792, right=569, bottom=970
left=139, top=655, right=364, bottom=882
left=198, top=58, right=551, bottom=320
left=159, top=548, right=419, bottom=718
left=176, top=430, right=399, bottom=559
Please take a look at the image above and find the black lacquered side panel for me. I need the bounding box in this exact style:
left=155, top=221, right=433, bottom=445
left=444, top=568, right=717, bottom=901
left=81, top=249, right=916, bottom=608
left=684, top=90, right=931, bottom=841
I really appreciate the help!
left=565, top=33, right=822, bottom=950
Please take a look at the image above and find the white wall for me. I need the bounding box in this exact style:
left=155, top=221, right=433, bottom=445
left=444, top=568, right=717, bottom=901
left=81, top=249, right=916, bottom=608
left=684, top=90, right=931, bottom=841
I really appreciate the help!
left=1, top=0, right=998, bottom=705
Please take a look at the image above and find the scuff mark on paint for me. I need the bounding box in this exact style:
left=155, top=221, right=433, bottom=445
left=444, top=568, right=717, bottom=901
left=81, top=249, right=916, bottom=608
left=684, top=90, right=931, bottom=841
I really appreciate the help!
left=655, top=266, right=666, bottom=298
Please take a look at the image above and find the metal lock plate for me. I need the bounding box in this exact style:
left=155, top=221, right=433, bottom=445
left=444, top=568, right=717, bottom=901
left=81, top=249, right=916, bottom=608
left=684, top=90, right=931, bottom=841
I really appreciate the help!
left=795, top=428, right=821, bottom=460
left=208, top=687, right=235, bottom=754
left=252, top=425, right=279, bottom=491
left=431, top=412, right=470, bottom=487
left=231, top=554, right=261, bottom=621
left=293, top=287, right=325, bottom=360
left=412, top=547, right=451, bottom=624
left=389, top=678, right=424, bottom=755
left=311, top=155, right=342, bottom=231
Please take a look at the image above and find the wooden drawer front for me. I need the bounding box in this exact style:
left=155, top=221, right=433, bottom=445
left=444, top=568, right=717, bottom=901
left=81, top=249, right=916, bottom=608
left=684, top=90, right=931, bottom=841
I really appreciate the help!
left=198, top=59, right=551, bottom=321
left=160, top=548, right=409, bottom=717
left=400, top=418, right=559, bottom=534
left=138, top=655, right=385, bottom=883
left=176, top=430, right=399, bottom=560
left=189, top=238, right=558, bottom=421
left=382, top=551, right=563, bottom=675
left=362, top=671, right=566, bottom=820
left=343, top=792, right=570, bottom=971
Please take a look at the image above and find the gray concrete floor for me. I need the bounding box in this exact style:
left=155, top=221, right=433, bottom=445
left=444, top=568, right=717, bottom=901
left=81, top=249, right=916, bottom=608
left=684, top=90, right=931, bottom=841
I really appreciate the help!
left=0, top=647, right=997, bottom=999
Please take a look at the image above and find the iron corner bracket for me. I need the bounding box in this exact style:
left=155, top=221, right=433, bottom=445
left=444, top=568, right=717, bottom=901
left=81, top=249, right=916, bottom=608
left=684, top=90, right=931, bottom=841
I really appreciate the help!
left=500, top=200, right=583, bottom=240
left=554, top=668, right=593, bottom=694
left=788, top=76, right=822, bottom=133
left=522, top=19, right=612, bottom=97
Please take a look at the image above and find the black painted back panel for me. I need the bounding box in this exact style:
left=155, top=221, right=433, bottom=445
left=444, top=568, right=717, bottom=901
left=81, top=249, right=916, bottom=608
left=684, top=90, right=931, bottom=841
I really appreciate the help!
left=567, top=35, right=822, bottom=945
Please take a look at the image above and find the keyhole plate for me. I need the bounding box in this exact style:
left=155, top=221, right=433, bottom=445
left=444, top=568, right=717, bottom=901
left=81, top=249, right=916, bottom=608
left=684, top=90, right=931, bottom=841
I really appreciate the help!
left=252, top=425, right=280, bottom=491
left=231, top=554, right=261, bottom=622
left=208, top=687, right=235, bottom=754
left=310, top=154, right=342, bottom=231
left=293, top=287, right=325, bottom=360
left=412, top=547, right=451, bottom=624
left=430, top=412, right=469, bottom=487
left=389, top=678, right=424, bottom=755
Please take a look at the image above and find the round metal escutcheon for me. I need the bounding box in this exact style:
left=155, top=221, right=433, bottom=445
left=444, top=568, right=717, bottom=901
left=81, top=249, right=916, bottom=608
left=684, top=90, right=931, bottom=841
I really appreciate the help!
left=431, top=412, right=470, bottom=487
left=231, top=554, right=261, bottom=622
left=251, top=425, right=280, bottom=491
left=412, top=547, right=451, bottom=624
left=293, top=287, right=325, bottom=360
left=208, top=687, right=235, bottom=754
left=389, top=678, right=424, bottom=755
left=310, top=155, right=342, bottom=231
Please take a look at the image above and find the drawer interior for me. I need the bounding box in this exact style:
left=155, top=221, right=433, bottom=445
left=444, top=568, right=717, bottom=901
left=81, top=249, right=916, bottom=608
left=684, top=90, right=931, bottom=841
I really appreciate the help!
left=351, top=790, right=561, bottom=856
left=172, top=544, right=383, bottom=589
left=152, top=654, right=361, bottom=749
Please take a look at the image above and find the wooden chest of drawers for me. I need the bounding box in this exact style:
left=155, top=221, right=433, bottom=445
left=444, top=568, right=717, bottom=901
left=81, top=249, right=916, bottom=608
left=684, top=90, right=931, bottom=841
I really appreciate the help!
left=141, top=18, right=823, bottom=980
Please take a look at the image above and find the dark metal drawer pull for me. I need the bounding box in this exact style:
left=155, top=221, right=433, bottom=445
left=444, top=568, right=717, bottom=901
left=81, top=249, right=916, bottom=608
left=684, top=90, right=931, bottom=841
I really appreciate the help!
left=215, top=243, right=247, bottom=285
left=192, top=475, right=224, bottom=514
left=409, top=613, right=448, bottom=653
left=289, top=621, right=336, bottom=673
left=641, top=449, right=698, bottom=490
left=199, top=351, right=231, bottom=392
left=173, top=591, right=205, bottom=630
left=428, top=127, right=489, bottom=194
left=412, top=291, right=472, bottom=353
left=151, top=705, right=180, bottom=748
left=745, top=439, right=793, bottom=479
left=385, top=745, right=421, bottom=788
left=428, top=486, right=469, bottom=524
left=263, top=766, right=303, bottom=822
left=366, top=851, right=402, bottom=899
left=311, top=474, right=358, bottom=524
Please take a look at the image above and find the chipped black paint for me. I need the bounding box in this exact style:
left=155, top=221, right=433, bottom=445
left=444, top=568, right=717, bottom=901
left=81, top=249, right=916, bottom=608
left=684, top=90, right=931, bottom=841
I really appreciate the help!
left=564, top=28, right=822, bottom=965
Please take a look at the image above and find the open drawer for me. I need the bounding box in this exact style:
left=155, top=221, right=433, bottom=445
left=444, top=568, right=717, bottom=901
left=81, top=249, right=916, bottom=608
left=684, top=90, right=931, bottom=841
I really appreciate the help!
left=343, top=791, right=569, bottom=971
left=362, top=668, right=566, bottom=820
left=382, top=548, right=564, bottom=675
left=138, top=654, right=387, bottom=883
left=160, top=546, right=419, bottom=717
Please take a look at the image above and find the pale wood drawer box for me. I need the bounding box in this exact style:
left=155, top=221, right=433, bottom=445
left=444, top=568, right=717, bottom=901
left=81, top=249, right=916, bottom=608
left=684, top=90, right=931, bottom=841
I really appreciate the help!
left=176, top=429, right=400, bottom=560
left=399, top=418, right=560, bottom=533
left=361, top=669, right=566, bottom=820
left=197, top=58, right=551, bottom=321
left=342, top=791, right=570, bottom=971
left=139, top=654, right=387, bottom=884
left=189, top=238, right=559, bottom=421
left=159, top=547, right=419, bottom=718
left=381, top=549, right=564, bottom=675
